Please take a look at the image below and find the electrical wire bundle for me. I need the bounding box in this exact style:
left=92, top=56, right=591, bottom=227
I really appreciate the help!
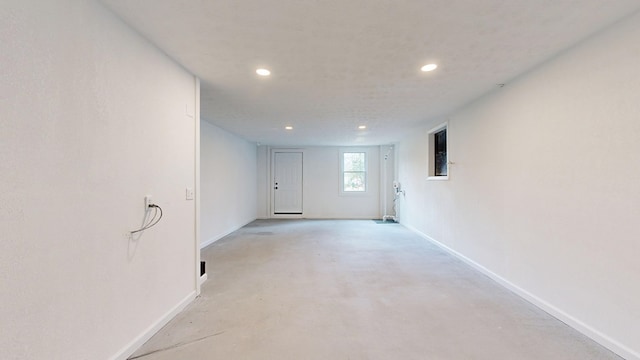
left=130, top=204, right=163, bottom=234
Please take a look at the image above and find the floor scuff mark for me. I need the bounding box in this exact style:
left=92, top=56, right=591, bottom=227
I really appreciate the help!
left=128, top=331, right=225, bottom=359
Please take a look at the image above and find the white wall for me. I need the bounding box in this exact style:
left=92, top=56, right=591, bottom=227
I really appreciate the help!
left=257, top=145, right=270, bottom=218
left=258, top=146, right=381, bottom=219
left=0, top=1, right=198, bottom=359
left=379, top=145, right=397, bottom=218
left=200, top=121, right=257, bottom=247
left=398, top=12, right=640, bottom=360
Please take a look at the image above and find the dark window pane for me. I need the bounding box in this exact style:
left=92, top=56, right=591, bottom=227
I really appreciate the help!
left=434, top=129, right=447, bottom=176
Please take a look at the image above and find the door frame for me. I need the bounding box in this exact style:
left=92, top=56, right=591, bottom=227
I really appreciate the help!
left=270, top=148, right=305, bottom=218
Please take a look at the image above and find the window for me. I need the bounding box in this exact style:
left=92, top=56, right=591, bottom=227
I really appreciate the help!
left=434, top=129, right=447, bottom=176
left=428, top=122, right=449, bottom=180
left=342, top=152, right=366, bottom=192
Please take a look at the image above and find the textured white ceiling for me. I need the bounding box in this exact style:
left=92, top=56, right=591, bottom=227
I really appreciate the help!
left=100, top=0, right=639, bottom=146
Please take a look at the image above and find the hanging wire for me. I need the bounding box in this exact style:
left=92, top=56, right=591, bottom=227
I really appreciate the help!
left=130, top=205, right=163, bottom=234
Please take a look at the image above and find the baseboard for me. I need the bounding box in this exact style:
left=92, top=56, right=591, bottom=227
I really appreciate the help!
left=199, top=273, right=208, bottom=286
left=109, top=291, right=197, bottom=360
left=271, top=214, right=303, bottom=219
left=200, top=235, right=222, bottom=249
left=201, top=219, right=256, bottom=249
left=403, top=223, right=639, bottom=360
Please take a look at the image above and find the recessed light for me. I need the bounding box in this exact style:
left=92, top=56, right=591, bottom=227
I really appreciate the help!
left=421, top=64, right=438, bottom=72
left=256, top=68, right=271, bottom=76
left=358, top=125, right=367, bottom=129
left=285, top=126, right=293, bottom=130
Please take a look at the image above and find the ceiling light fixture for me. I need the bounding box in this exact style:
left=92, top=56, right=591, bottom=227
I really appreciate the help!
left=358, top=125, right=367, bottom=129
left=256, top=68, right=271, bottom=76
left=285, top=126, right=293, bottom=130
left=421, top=64, right=438, bottom=72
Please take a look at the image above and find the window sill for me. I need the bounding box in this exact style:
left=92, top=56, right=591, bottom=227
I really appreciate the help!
left=427, top=176, right=449, bottom=181
left=340, top=191, right=370, bottom=196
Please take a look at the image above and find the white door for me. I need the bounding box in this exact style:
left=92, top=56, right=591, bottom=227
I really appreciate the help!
left=273, top=152, right=303, bottom=214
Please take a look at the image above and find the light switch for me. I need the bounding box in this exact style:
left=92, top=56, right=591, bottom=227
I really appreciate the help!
left=186, top=188, right=194, bottom=200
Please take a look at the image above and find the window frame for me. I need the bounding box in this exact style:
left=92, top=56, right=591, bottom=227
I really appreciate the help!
left=427, top=121, right=449, bottom=181
left=340, top=149, right=368, bottom=194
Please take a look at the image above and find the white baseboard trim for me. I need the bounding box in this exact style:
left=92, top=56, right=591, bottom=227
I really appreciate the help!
left=199, top=273, right=208, bottom=286
left=200, top=235, right=223, bottom=249
left=403, top=223, right=639, bottom=360
left=271, top=214, right=304, bottom=219
left=109, top=291, right=197, bottom=360
left=201, top=219, right=256, bottom=249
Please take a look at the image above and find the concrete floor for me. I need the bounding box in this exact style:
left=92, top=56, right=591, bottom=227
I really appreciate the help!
left=129, top=219, right=621, bottom=360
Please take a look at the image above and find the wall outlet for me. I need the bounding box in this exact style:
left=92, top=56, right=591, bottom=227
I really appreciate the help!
left=144, top=195, right=153, bottom=210
left=186, top=188, right=194, bottom=200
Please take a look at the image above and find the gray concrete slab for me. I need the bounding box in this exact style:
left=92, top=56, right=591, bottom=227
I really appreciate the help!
left=129, top=219, right=621, bottom=360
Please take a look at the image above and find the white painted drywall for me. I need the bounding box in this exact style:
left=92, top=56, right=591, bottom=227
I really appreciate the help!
left=200, top=121, right=257, bottom=247
left=257, top=145, right=270, bottom=219
left=397, top=11, right=640, bottom=360
left=258, top=146, right=381, bottom=219
left=0, top=1, right=197, bottom=359
left=379, top=145, right=397, bottom=218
